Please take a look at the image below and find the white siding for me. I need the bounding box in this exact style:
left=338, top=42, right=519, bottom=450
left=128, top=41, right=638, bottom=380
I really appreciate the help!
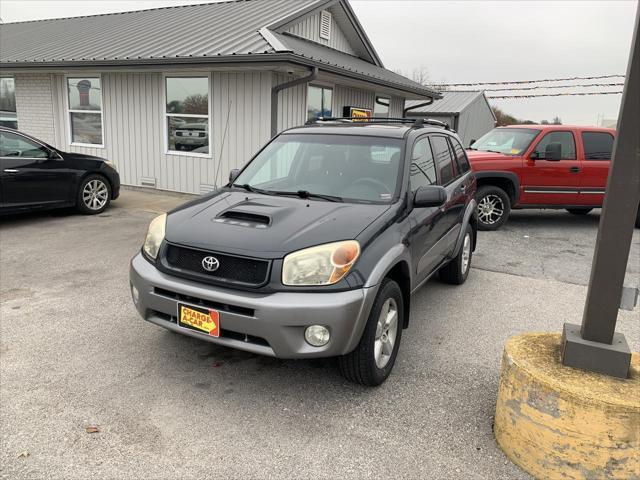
left=456, top=96, right=496, bottom=147
left=274, top=73, right=307, bottom=134
left=390, top=96, right=404, bottom=118
left=50, top=71, right=272, bottom=194
left=13, top=73, right=56, bottom=144
left=333, top=85, right=375, bottom=116
left=286, top=10, right=356, bottom=55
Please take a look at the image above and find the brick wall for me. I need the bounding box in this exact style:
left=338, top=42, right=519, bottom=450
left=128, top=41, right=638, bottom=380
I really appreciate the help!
left=14, top=73, right=56, bottom=145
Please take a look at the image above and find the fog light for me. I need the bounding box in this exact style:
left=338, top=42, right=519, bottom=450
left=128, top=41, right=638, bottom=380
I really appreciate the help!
left=131, top=284, right=139, bottom=305
left=304, top=325, right=330, bottom=347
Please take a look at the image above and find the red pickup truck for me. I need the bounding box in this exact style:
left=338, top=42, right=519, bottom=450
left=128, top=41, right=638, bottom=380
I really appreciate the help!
left=466, top=125, right=638, bottom=230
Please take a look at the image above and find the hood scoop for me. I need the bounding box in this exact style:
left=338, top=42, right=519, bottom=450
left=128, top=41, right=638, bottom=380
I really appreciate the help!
left=214, top=209, right=271, bottom=228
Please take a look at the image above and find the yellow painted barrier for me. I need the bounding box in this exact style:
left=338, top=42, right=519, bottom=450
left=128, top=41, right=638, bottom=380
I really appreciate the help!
left=494, top=333, right=639, bottom=480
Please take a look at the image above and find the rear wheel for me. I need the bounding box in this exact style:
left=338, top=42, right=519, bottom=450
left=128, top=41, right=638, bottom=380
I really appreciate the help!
left=477, top=185, right=511, bottom=231
left=439, top=224, right=473, bottom=285
left=339, top=279, right=403, bottom=386
left=566, top=208, right=593, bottom=215
left=77, top=174, right=111, bottom=215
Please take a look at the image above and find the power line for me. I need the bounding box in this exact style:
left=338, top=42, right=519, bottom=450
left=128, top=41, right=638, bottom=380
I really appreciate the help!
left=487, top=91, right=623, bottom=99
left=474, top=82, right=625, bottom=92
left=434, top=74, right=625, bottom=87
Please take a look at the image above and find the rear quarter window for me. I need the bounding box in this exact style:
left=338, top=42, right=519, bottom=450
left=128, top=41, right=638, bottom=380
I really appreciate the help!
left=430, top=135, right=455, bottom=185
left=582, top=132, right=614, bottom=160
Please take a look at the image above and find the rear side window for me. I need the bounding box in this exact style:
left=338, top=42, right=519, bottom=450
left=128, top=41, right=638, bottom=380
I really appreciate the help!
left=582, top=132, right=614, bottom=160
left=409, top=137, right=437, bottom=190
left=430, top=135, right=455, bottom=185
left=533, top=131, right=576, bottom=160
left=449, top=137, right=471, bottom=173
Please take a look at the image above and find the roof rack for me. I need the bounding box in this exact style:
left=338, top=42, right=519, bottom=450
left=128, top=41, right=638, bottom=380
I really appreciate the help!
left=306, top=117, right=451, bottom=131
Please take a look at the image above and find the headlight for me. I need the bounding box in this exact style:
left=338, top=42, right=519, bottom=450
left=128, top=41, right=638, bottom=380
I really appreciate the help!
left=282, top=240, right=360, bottom=286
left=104, top=160, right=118, bottom=171
left=143, top=213, right=166, bottom=260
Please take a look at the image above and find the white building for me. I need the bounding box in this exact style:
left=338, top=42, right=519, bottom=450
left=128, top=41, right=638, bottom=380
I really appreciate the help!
left=0, top=0, right=438, bottom=194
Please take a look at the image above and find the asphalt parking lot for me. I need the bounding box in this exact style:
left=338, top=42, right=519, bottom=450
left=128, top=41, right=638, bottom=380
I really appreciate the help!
left=1, top=190, right=638, bottom=480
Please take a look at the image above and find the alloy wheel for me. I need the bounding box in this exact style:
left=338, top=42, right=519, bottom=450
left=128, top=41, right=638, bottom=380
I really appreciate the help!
left=82, top=179, right=109, bottom=211
left=478, top=194, right=504, bottom=225
left=461, top=233, right=472, bottom=274
left=374, top=298, right=398, bottom=369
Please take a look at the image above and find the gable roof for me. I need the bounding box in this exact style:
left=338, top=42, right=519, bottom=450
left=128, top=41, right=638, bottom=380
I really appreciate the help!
left=0, top=0, right=439, bottom=99
left=406, top=90, right=495, bottom=118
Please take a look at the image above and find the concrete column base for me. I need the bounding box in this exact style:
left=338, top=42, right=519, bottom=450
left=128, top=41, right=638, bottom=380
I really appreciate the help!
left=494, top=333, right=639, bottom=480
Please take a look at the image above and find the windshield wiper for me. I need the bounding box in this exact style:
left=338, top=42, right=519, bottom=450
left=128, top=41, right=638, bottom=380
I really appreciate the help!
left=231, top=183, right=275, bottom=195
left=271, top=190, right=342, bottom=202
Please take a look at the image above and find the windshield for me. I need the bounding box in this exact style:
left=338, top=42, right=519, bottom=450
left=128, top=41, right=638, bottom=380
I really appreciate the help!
left=471, top=128, right=540, bottom=155
left=233, top=134, right=404, bottom=203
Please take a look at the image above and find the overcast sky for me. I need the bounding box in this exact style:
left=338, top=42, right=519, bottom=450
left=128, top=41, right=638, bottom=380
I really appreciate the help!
left=1, top=0, right=636, bottom=125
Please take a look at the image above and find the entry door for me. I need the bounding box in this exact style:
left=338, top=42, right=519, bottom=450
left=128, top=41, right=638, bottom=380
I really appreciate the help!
left=519, top=131, right=580, bottom=205
left=577, top=130, right=614, bottom=206
left=0, top=130, right=71, bottom=208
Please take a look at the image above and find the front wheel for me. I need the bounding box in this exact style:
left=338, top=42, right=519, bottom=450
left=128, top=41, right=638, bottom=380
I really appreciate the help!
left=439, top=224, right=473, bottom=285
left=476, top=185, right=511, bottom=231
left=77, top=174, right=111, bottom=214
left=339, top=279, right=403, bottom=386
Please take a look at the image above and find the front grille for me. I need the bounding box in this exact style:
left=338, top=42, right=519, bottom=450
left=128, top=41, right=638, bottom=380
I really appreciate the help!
left=154, top=287, right=254, bottom=317
left=162, top=243, right=270, bottom=287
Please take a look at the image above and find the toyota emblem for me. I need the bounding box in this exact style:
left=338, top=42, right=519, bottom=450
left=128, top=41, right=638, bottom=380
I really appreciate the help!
left=201, top=256, right=220, bottom=272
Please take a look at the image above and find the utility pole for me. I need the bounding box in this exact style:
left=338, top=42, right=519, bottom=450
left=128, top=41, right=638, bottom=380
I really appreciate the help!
left=561, top=5, right=639, bottom=378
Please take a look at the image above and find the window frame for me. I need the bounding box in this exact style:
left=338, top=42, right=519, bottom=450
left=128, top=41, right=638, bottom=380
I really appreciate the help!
left=307, top=84, right=334, bottom=121
left=0, top=129, right=53, bottom=159
left=447, top=136, right=471, bottom=175
left=65, top=74, right=105, bottom=149
left=531, top=130, right=577, bottom=160
left=429, top=134, right=456, bottom=186
left=581, top=131, right=615, bottom=161
left=408, top=135, right=438, bottom=191
left=373, top=95, right=390, bottom=118
left=0, top=76, right=18, bottom=129
left=163, top=73, right=212, bottom=158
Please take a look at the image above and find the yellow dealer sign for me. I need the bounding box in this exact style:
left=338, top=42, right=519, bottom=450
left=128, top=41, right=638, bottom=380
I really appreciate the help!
left=344, top=106, right=372, bottom=121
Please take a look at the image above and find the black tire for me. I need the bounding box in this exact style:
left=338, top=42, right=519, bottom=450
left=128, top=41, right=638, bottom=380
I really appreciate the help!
left=635, top=204, right=640, bottom=228
left=338, top=279, right=404, bottom=386
left=566, top=208, right=593, bottom=215
left=76, top=174, right=111, bottom=215
left=476, top=185, right=511, bottom=231
left=439, top=224, right=474, bottom=285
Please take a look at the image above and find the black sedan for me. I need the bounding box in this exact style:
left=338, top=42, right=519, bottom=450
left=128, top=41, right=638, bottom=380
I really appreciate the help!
left=0, top=127, right=120, bottom=215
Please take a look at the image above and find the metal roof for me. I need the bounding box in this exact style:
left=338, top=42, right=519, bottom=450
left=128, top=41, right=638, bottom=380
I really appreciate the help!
left=0, top=0, right=438, bottom=98
left=406, top=90, right=491, bottom=115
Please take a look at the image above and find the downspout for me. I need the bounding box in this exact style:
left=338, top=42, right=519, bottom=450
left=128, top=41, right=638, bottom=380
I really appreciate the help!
left=271, top=66, right=318, bottom=137
left=403, top=96, right=434, bottom=117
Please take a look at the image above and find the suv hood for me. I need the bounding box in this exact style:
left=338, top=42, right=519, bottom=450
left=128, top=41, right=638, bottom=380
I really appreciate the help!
left=467, top=150, right=520, bottom=163
left=165, top=190, right=390, bottom=258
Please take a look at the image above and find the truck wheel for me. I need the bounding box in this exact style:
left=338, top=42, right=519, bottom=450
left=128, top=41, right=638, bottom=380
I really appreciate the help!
left=338, top=279, right=403, bottom=386
left=77, top=174, right=111, bottom=215
left=476, top=185, right=510, bottom=231
left=439, top=224, right=473, bottom=285
left=566, top=208, right=593, bottom=215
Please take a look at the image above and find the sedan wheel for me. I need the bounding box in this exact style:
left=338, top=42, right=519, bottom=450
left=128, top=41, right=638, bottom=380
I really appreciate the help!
left=77, top=175, right=111, bottom=215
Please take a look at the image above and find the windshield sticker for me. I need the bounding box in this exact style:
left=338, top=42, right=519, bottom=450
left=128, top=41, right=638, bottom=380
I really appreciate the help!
left=511, top=148, right=521, bottom=154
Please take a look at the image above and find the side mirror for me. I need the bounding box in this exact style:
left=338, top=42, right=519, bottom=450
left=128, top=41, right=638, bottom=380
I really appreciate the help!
left=414, top=185, right=447, bottom=208
left=469, top=139, right=476, bottom=146
left=229, top=168, right=240, bottom=183
left=48, top=149, right=62, bottom=160
left=544, top=142, right=562, bottom=161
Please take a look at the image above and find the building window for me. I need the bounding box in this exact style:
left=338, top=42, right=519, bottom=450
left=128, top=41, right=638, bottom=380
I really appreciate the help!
left=165, top=76, right=209, bottom=155
left=67, top=77, right=103, bottom=146
left=307, top=85, right=332, bottom=121
left=374, top=95, right=390, bottom=118
left=0, top=77, right=18, bottom=129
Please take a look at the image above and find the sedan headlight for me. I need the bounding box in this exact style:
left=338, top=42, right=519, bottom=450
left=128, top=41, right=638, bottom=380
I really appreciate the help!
left=143, top=213, right=166, bottom=260
left=104, top=160, right=118, bottom=171
left=282, top=240, right=360, bottom=286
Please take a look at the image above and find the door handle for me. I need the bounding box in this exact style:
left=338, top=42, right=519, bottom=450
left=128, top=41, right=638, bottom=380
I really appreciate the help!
left=3, top=169, right=19, bottom=173
left=569, top=167, right=581, bottom=173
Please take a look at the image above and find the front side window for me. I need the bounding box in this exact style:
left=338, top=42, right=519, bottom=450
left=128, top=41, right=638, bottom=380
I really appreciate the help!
left=67, top=77, right=103, bottom=145
left=234, top=134, right=403, bottom=203
left=582, top=132, right=614, bottom=160
left=307, top=86, right=333, bottom=121
left=0, top=131, right=48, bottom=158
left=471, top=128, right=540, bottom=155
left=449, top=137, right=470, bottom=173
left=410, top=137, right=436, bottom=190
left=373, top=96, right=390, bottom=118
left=533, top=131, right=576, bottom=160
left=430, top=135, right=455, bottom=185
left=166, top=76, right=209, bottom=154
left=0, top=77, right=18, bottom=129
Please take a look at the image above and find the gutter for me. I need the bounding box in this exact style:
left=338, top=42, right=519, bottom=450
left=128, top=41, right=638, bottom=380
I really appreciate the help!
left=403, top=97, right=435, bottom=116
left=271, top=66, right=318, bottom=137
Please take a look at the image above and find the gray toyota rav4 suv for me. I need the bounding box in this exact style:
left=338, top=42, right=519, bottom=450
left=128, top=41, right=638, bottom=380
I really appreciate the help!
left=130, top=118, right=477, bottom=385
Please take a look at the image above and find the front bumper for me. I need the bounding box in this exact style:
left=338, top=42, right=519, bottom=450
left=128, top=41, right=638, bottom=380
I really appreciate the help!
left=129, top=253, right=378, bottom=358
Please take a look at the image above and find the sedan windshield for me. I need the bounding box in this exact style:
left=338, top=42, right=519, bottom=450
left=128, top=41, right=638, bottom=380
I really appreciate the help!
left=471, top=128, right=540, bottom=155
left=233, top=134, right=404, bottom=203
